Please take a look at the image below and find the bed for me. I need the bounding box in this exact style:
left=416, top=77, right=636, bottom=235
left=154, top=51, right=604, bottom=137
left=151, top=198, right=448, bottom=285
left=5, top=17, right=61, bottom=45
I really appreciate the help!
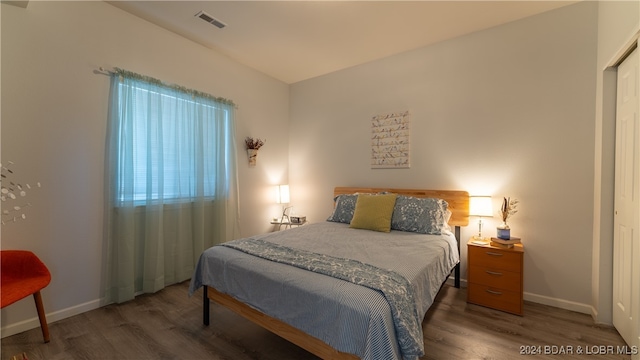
left=189, top=187, right=469, bottom=360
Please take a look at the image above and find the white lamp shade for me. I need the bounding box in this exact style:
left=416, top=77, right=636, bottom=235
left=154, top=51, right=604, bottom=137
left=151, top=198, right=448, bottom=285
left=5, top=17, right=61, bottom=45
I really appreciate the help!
left=276, top=184, right=290, bottom=204
left=469, top=196, right=493, bottom=217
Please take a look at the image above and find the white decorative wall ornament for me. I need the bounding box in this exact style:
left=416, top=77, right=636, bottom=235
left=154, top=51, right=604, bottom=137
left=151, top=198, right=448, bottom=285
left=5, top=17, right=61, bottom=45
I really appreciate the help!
left=371, top=111, right=410, bottom=169
left=0, top=161, right=41, bottom=225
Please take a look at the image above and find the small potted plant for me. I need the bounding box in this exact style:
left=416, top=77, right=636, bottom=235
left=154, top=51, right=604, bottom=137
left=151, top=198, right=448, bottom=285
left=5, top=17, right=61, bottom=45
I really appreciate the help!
left=245, top=137, right=265, bottom=166
left=497, top=197, right=518, bottom=239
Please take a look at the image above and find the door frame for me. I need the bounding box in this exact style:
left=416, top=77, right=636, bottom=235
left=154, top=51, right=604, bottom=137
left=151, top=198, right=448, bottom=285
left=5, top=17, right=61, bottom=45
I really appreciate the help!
left=611, top=45, right=640, bottom=353
left=593, top=29, right=639, bottom=326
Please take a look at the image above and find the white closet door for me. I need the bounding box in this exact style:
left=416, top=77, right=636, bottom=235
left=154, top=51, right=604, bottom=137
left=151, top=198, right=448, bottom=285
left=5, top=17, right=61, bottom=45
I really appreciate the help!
left=613, top=47, right=640, bottom=358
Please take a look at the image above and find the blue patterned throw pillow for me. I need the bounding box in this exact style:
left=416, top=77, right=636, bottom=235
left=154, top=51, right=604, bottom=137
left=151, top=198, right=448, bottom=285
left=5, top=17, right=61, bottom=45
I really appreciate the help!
left=391, top=196, right=449, bottom=235
left=326, top=194, right=359, bottom=224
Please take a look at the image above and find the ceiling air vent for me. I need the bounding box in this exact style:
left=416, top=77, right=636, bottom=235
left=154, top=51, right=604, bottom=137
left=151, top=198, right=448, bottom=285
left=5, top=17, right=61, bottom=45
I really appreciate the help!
left=195, top=11, right=227, bottom=29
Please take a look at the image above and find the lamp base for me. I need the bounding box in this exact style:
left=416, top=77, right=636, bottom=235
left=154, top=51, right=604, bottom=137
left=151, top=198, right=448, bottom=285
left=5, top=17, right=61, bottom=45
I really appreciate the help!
left=471, top=235, right=489, bottom=245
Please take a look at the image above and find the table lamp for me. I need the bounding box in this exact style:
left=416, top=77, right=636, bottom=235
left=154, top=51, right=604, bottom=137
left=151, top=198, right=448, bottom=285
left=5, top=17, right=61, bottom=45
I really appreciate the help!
left=469, top=196, right=493, bottom=240
left=276, top=184, right=292, bottom=223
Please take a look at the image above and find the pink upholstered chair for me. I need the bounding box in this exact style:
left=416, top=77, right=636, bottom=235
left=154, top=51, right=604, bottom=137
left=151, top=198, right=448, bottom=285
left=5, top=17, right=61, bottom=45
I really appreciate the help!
left=1, top=250, right=51, bottom=343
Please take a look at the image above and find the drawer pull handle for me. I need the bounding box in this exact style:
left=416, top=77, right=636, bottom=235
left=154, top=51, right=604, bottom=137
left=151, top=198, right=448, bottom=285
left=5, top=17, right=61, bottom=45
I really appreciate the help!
left=486, top=289, right=503, bottom=295
left=485, top=270, right=503, bottom=276
left=486, top=251, right=503, bottom=257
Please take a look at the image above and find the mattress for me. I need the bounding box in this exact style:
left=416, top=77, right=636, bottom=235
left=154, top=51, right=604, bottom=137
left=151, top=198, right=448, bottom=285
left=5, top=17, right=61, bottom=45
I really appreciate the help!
left=189, top=221, right=459, bottom=360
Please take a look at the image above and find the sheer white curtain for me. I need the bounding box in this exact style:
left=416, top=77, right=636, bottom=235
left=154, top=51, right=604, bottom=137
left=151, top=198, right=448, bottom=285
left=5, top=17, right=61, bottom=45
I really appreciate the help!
left=104, top=69, right=240, bottom=304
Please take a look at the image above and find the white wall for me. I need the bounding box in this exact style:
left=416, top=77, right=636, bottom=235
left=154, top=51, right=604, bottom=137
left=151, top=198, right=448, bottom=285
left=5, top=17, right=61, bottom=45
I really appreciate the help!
left=1, top=0, right=629, bottom=339
left=1, top=1, right=289, bottom=336
left=591, top=0, right=639, bottom=324
left=290, top=2, right=598, bottom=311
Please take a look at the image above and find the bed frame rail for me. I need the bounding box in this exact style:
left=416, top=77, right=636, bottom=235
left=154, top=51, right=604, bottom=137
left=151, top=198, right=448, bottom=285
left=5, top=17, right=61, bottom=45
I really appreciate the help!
left=203, top=286, right=359, bottom=359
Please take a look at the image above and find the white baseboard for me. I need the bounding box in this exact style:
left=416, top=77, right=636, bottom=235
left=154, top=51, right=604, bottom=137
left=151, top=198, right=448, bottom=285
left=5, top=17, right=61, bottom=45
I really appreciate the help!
left=591, top=306, right=600, bottom=322
left=523, top=292, right=593, bottom=315
left=1, top=298, right=102, bottom=339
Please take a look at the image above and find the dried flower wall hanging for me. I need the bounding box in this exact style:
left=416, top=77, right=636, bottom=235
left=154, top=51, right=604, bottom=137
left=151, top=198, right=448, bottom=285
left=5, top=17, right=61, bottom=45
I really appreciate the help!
left=245, top=137, right=265, bottom=150
left=245, top=137, right=265, bottom=166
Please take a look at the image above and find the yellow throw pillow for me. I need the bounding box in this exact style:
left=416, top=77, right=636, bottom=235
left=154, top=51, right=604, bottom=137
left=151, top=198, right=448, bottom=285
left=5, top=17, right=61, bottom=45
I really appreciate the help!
left=349, top=193, right=397, bottom=232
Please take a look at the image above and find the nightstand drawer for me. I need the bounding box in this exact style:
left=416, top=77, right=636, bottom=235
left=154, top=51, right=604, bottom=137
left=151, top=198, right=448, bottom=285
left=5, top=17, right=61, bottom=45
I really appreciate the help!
left=468, top=245, right=522, bottom=272
left=468, top=284, right=523, bottom=315
left=469, top=265, right=522, bottom=292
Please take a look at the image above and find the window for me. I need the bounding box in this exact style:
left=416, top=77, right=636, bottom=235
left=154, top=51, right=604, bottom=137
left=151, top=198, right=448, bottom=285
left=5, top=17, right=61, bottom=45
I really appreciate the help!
left=109, top=71, right=236, bottom=204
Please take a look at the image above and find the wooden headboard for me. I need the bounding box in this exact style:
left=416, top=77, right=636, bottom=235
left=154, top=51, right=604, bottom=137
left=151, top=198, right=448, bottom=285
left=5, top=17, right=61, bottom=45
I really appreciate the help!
left=333, top=187, right=469, bottom=227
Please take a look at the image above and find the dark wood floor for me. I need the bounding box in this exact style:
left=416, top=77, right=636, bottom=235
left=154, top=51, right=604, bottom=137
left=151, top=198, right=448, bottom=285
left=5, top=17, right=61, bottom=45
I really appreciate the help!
left=1, top=281, right=631, bottom=360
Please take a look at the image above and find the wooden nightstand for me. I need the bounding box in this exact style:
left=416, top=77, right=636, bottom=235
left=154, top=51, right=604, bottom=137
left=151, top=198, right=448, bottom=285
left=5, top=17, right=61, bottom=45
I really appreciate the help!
left=467, top=239, right=524, bottom=315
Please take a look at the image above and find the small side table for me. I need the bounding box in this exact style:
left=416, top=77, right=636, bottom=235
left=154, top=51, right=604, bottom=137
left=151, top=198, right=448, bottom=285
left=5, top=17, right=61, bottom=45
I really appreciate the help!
left=467, top=238, right=524, bottom=315
left=270, top=220, right=307, bottom=231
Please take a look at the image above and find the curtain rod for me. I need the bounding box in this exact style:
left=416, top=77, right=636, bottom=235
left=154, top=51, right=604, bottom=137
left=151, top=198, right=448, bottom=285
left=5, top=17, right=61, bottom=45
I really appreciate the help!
left=94, top=66, right=237, bottom=107
left=94, top=67, right=114, bottom=76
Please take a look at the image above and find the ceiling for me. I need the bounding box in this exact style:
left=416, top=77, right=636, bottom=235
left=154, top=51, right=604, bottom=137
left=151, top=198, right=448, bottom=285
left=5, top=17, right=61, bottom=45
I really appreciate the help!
left=108, top=1, right=577, bottom=84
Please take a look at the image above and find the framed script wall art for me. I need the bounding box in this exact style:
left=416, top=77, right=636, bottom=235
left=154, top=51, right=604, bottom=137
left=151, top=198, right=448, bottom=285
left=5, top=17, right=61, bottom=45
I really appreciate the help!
left=371, top=111, right=410, bottom=169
